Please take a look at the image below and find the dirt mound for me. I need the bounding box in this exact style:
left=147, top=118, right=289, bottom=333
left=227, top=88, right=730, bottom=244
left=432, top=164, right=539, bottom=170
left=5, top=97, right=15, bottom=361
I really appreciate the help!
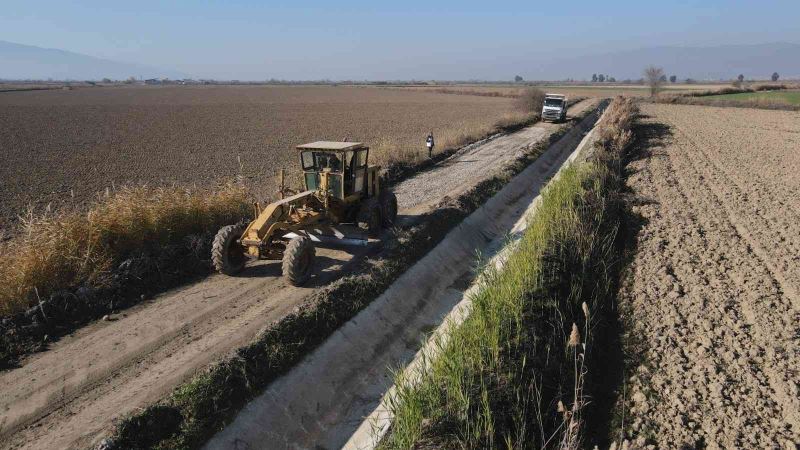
left=619, top=103, right=800, bottom=448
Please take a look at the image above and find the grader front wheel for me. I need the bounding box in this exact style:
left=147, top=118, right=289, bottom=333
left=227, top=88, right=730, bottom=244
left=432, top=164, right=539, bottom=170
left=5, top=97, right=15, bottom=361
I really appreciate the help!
left=212, top=224, right=247, bottom=275
left=282, top=236, right=315, bottom=286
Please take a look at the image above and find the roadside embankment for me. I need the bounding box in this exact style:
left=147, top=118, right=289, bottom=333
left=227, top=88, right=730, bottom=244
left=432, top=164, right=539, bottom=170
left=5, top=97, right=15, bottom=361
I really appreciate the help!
left=377, top=97, right=637, bottom=449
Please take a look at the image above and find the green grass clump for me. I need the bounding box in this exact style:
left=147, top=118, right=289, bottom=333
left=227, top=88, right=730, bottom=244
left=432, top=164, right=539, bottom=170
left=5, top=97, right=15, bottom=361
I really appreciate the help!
left=382, top=97, right=637, bottom=449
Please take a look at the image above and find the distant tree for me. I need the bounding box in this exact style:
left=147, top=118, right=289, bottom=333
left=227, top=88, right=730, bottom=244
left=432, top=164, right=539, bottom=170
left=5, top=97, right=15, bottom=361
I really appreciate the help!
left=644, top=66, right=666, bottom=96
left=598, top=74, right=605, bottom=82
left=669, top=75, right=677, bottom=83
left=514, top=75, right=523, bottom=83
left=608, top=76, right=616, bottom=82
left=124, top=76, right=136, bottom=84
left=685, top=78, right=696, bottom=84
left=101, top=78, right=112, bottom=84
left=772, top=72, right=780, bottom=82
left=592, top=73, right=598, bottom=82
left=737, top=74, right=745, bottom=83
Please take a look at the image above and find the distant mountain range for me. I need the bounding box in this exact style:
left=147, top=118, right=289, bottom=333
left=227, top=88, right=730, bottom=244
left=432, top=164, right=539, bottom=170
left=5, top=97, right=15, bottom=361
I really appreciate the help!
left=2, top=40, right=798, bottom=82
left=529, top=43, right=800, bottom=81
left=0, top=40, right=188, bottom=81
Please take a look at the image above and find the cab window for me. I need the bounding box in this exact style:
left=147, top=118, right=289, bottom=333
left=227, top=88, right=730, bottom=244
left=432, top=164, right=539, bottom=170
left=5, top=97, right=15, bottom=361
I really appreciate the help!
left=300, top=151, right=344, bottom=173
left=355, top=149, right=368, bottom=167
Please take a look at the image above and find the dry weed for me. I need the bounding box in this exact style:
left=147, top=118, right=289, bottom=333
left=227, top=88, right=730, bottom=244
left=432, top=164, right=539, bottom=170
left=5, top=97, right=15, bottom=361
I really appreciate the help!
left=0, top=184, right=250, bottom=317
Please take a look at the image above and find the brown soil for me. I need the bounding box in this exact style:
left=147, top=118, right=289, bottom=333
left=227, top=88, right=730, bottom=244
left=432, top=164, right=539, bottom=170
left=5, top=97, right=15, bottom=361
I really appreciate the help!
left=619, top=103, right=800, bottom=448
left=0, top=99, right=597, bottom=449
left=0, top=85, right=516, bottom=232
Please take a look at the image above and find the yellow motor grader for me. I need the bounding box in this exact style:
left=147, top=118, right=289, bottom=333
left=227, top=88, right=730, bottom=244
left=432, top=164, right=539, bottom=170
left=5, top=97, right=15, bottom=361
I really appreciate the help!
left=211, top=141, right=397, bottom=286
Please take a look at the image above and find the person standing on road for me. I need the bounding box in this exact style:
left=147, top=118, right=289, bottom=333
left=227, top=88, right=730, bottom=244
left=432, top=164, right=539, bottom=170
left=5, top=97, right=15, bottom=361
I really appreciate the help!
left=426, top=132, right=435, bottom=158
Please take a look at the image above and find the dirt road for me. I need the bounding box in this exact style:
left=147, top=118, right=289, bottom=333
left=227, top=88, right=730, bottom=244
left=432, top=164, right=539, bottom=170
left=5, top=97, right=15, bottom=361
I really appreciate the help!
left=0, top=100, right=598, bottom=449
left=620, top=103, right=800, bottom=448
left=396, top=99, right=598, bottom=213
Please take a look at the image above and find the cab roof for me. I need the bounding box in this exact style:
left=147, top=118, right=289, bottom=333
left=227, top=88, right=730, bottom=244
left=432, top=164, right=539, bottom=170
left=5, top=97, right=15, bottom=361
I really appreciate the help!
left=296, top=141, right=367, bottom=151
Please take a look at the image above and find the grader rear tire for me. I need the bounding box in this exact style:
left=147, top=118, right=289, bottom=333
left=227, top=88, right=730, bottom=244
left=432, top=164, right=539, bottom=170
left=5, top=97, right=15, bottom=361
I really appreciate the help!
left=282, top=236, right=315, bottom=286
left=212, top=224, right=247, bottom=275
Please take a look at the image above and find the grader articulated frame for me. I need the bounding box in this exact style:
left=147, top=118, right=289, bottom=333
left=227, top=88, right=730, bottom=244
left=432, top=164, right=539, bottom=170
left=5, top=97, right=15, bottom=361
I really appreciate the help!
left=211, top=141, right=398, bottom=286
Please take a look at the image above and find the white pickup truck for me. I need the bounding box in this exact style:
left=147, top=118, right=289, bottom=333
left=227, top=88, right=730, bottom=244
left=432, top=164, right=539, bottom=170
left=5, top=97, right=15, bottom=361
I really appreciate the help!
left=541, top=93, right=568, bottom=122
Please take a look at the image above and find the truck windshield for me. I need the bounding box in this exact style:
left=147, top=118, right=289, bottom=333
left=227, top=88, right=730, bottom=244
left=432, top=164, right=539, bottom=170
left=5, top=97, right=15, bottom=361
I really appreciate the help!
left=544, top=98, right=564, bottom=107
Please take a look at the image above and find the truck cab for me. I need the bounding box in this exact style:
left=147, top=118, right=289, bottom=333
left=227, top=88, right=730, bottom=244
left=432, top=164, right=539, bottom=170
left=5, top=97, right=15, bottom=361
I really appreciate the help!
left=541, top=94, right=568, bottom=122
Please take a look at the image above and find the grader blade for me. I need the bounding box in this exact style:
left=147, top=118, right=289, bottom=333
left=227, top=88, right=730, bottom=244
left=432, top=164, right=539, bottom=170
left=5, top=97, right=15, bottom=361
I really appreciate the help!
left=284, top=224, right=369, bottom=247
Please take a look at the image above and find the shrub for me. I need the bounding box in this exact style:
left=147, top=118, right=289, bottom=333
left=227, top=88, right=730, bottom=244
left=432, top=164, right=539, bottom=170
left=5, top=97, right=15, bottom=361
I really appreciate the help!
left=514, top=87, right=546, bottom=114
left=643, top=66, right=665, bottom=97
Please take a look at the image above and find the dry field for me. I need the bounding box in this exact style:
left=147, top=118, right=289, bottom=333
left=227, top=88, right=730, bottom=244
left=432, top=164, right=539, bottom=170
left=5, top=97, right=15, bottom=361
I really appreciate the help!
left=621, top=103, right=800, bottom=447
left=389, top=83, right=720, bottom=98
left=0, top=85, right=520, bottom=231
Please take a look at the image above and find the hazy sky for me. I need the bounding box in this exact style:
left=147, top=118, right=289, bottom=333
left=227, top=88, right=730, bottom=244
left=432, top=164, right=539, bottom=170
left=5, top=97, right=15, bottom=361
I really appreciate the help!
left=2, top=0, right=799, bottom=80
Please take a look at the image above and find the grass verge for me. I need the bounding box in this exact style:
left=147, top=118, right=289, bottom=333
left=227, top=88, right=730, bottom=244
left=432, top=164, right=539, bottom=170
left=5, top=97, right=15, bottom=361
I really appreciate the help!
left=380, top=97, right=637, bottom=449
left=102, top=102, right=599, bottom=450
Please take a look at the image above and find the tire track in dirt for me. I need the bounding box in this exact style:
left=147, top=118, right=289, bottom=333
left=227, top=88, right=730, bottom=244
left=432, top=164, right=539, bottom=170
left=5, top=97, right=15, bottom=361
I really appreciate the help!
left=0, top=263, right=327, bottom=449
left=0, top=98, right=599, bottom=450
left=620, top=104, right=799, bottom=448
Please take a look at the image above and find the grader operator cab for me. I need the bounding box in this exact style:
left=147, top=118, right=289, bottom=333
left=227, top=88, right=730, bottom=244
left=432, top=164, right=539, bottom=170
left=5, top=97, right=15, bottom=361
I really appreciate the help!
left=211, top=141, right=398, bottom=286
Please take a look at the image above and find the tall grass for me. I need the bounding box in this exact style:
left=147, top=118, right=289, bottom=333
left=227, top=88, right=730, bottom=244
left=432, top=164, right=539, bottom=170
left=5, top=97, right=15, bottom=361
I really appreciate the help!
left=382, top=97, right=637, bottom=449
left=0, top=184, right=250, bottom=318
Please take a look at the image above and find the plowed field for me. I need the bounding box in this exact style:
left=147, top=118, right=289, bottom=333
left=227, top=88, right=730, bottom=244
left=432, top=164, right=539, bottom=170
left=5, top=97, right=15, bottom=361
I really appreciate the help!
left=620, top=103, right=800, bottom=448
left=0, top=85, right=517, bottom=231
